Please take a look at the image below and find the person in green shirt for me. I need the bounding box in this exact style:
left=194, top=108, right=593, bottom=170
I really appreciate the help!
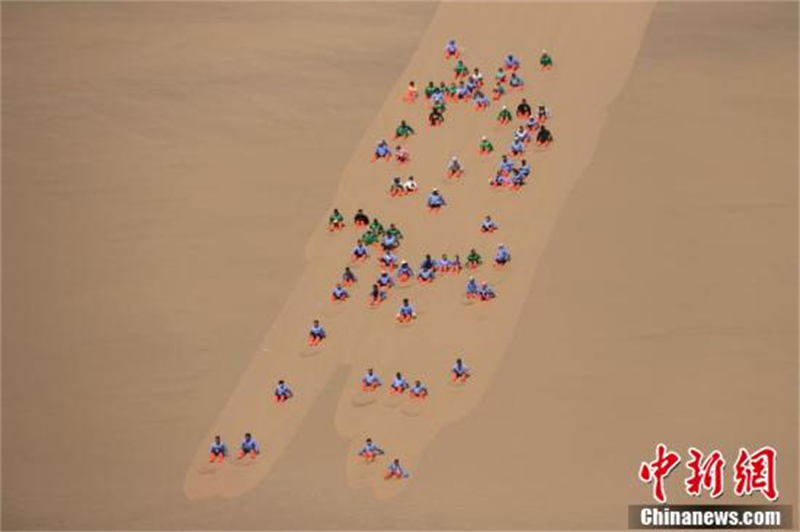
left=386, top=223, right=403, bottom=241
left=479, top=135, right=494, bottom=154
left=369, top=218, right=385, bottom=236
left=454, top=59, right=469, bottom=79
left=424, top=81, right=437, bottom=99
left=492, top=81, right=506, bottom=101
left=328, top=208, right=345, bottom=231
left=466, top=248, right=482, bottom=269
left=540, top=49, right=554, bottom=70
left=362, top=229, right=379, bottom=246
left=497, top=105, right=512, bottom=125
left=395, top=120, right=416, bottom=139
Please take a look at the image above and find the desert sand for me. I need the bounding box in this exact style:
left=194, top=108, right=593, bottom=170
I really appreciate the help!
left=2, top=1, right=797, bottom=530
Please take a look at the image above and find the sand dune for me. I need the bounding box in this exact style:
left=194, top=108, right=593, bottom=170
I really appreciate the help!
left=3, top=1, right=797, bottom=530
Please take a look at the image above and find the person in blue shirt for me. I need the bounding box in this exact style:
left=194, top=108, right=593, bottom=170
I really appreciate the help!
left=377, top=271, right=394, bottom=291
left=437, top=254, right=451, bottom=273
left=418, top=267, right=435, bottom=284
left=446, top=156, right=463, bottom=179
left=331, top=283, right=349, bottom=302
left=410, top=380, right=429, bottom=400
left=385, top=458, right=410, bottom=480
left=473, top=91, right=490, bottom=111
left=359, top=438, right=386, bottom=463
left=481, top=215, right=498, bottom=233
left=352, top=239, right=369, bottom=262
left=369, top=283, right=387, bottom=307
left=237, top=433, right=260, bottom=460
left=479, top=281, right=497, bottom=301
left=504, top=53, right=521, bottom=71
left=381, top=232, right=399, bottom=251
left=274, top=380, right=294, bottom=403
left=389, top=176, right=405, bottom=197
left=397, top=260, right=414, bottom=282
left=427, top=189, right=446, bottom=211
left=466, top=277, right=480, bottom=300
left=209, top=435, right=228, bottom=463
left=495, top=244, right=511, bottom=266
left=390, top=372, right=410, bottom=394
left=518, top=159, right=531, bottom=178
left=514, top=125, right=531, bottom=144
left=490, top=171, right=508, bottom=188
left=510, top=138, right=526, bottom=157
left=373, top=139, right=391, bottom=161
left=308, top=320, right=326, bottom=346
left=444, top=39, right=459, bottom=59
left=396, top=298, right=416, bottom=323
left=342, top=266, right=357, bottom=286
left=452, top=358, right=471, bottom=383
left=380, top=250, right=398, bottom=270
left=499, top=155, right=514, bottom=175
left=362, top=369, right=382, bottom=391
left=511, top=168, right=527, bottom=190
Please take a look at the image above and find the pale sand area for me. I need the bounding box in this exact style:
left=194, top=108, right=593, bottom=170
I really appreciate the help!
left=3, top=1, right=798, bottom=530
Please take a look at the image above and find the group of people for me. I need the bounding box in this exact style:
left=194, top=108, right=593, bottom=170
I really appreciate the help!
left=212, top=40, right=554, bottom=483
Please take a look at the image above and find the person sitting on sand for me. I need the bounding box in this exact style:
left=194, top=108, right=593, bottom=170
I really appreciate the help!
left=466, top=248, right=483, bottom=269
left=381, top=232, right=399, bottom=252
left=454, top=59, right=469, bottom=79
left=354, top=208, right=370, bottom=227
left=359, top=438, right=386, bottom=462
left=403, top=175, right=418, bottom=194
left=331, top=283, right=349, bottom=302
left=511, top=168, right=527, bottom=190
left=308, top=319, right=326, bottom=346
left=368, top=218, right=385, bottom=236
left=437, top=254, right=451, bottom=273
left=362, top=228, right=379, bottom=247
left=504, top=53, right=521, bottom=71
left=386, top=223, right=403, bottom=241
left=397, top=260, right=414, bottom=282
left=328, top=208, right=345, bottom=231
left=410, top=380, right=429, bottom=400
left=537, top=103, right=551, bottom=121
left=540, top=49, right=554, bottom=70
left=395, top=145, right=410, bottom=164
left=385, top=458, right=410, bottom=480
left=395, top=120, right=415, bottom=139
left=390, top=176, right=405, bottom=197
left=490, top=171, right=508, bottom=188
left=238, top=433, right=260, bottom=460
left=536, top=125, right=554, bottom=146
left=492, top=81, right=506, bottom=101
left=451, top=254, right=463, bottom=273
left=429, top=106, right=445, bottom=127
left=508, top=72, right=524, bottom=89
left=444, top=39, right=460, bottom=59
left=418, top=266, right=435, bottom=284
left=377, top=271, right=394, bottom=290
left=470, top=67, right=484, bottom=87
left=380, top=250, right=398, bottom=270
left=403, top=81, right=418, bottom=103
left=499, top=155, right=514, bottom=175
left=352, top=239, right=369, bottom=262
left=342, top=266, right=357, bottom=286
left=446, top=156, right=463, bottom=178
left=473, top=91, right=490, bottom=111
left=525, top=114, right=540, bottom=132
left=481, top=215, right=498, bottom=233
left=495, top=66, right=507, bottom=85
left=209, top=435, right=228, bottom=463
left=452, top=358, right=471, bottom=383
left=497, top=105, right=513, bottom=125
left=479, top=281, right=497, bottom=301
left=390, top=372, right=410, bottom=394
left=369, top=283, right=388, bottom=306
left=373, top=139, right=391, bottom=161
left=516, top=98, right=532, bottom=118
left=510, top=138, right=526, bottom=157
left=362, top=369, right=382, bottom=391
left=396, top=298, right=417, bottom=323
left=274, top=380, right=294, bottom=403
left=456, top=81, right=470, bottom=101
left=425, top=81, right=437, bottom=99
left=495, top=244, right=511, bottom=266
left=518, top=159, right=531, bottom=179
left=466, top=276, right=480, bottom=300
left=479, top=135, right=494, bottom=154
left=427, top=189, right=446, bottom=211
left=514, top=125, right=531, bottom=144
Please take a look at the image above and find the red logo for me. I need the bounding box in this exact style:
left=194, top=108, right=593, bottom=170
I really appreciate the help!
left=638, top=444, right=779, bottom=503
